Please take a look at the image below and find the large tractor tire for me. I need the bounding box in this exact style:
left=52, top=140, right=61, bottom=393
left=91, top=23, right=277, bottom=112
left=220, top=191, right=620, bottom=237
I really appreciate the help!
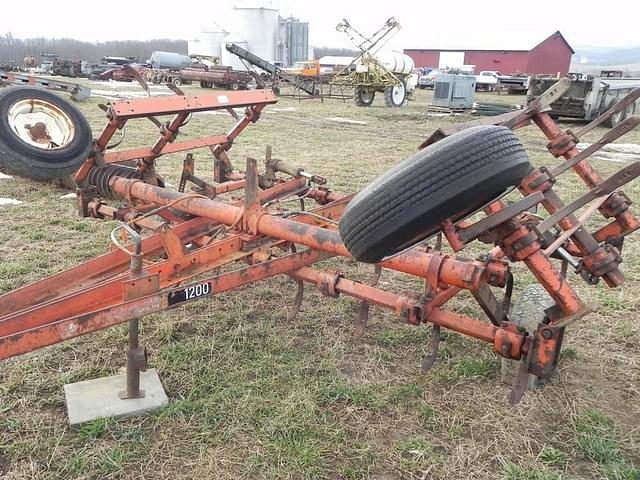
left=353, top=87, right=375, bottom=107
left=0, top=87, right=92, bottom=181
left=338, top=125, right=532, bottom=263
left=384, top=80, right=406, bottom=107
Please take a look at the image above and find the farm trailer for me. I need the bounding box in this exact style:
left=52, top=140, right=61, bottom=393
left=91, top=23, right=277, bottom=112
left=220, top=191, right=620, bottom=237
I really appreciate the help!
left=0, top=79, right=638, bottom=422
left=175, top=66, right=253, bottom=90
left=529, top=73, right=640, bottom=126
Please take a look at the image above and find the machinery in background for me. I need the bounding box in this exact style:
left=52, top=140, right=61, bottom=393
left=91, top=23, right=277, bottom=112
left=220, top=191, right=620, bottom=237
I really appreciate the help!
left=529, top=72, right=640, bottom=125
left=430, top=74, right=476, bottom=111
left=332, top=17, right=416, bottom=107
left=0, top=70, right=91, bottom=101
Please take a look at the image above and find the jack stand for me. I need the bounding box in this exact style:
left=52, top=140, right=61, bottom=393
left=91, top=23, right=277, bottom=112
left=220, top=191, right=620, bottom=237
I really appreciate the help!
left=63, top=225, right=168, bottom=425
left=118, top=318, right=147, bottom=400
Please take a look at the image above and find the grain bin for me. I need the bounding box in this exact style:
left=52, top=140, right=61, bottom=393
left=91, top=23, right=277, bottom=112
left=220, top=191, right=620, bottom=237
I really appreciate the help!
left=188, top=28, right=229, bottom=59
left=232, top=6, right=279, bottom=63
left=221, top=38, right=249, bottom=70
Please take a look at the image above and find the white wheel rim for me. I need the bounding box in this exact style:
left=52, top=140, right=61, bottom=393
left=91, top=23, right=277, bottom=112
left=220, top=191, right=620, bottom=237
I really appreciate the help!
left=391, top=83, right=406, bottom=105
left=7, top=98, right=75, bottom=150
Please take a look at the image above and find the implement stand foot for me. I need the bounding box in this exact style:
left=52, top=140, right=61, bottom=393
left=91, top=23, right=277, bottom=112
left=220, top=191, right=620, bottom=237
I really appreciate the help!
left=64, top=368, right=168, bottom=425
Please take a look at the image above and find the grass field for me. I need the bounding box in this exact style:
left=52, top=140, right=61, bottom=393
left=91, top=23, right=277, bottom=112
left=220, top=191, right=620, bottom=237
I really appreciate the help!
left=0, top=82, right=639, bottom=480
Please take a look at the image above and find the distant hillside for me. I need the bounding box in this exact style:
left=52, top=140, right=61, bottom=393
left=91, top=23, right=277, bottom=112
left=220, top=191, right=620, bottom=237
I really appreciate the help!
left=572, top=46, right=640, bottom=66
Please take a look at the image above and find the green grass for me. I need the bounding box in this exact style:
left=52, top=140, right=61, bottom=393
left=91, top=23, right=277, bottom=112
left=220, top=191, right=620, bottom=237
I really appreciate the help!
left=572, top=409, right=639, bottom=479
left=0, top=84, right=639, bottom=479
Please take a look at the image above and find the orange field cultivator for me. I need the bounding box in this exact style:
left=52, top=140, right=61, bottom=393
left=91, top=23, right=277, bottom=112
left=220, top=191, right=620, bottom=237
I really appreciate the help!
left=0, top=78, right=639, bottom=408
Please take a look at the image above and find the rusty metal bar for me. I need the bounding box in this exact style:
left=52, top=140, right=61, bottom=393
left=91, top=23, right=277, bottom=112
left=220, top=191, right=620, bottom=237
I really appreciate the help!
left=109, top=177, right=502, bottom=291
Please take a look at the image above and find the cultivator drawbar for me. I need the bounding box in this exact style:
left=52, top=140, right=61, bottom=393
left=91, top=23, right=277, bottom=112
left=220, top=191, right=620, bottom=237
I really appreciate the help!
left=1, top=78, right=639, bottom=406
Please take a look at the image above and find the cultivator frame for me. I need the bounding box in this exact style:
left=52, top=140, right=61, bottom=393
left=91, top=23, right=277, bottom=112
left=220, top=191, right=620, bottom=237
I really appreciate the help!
left=1, top=79, right=639, bottom=405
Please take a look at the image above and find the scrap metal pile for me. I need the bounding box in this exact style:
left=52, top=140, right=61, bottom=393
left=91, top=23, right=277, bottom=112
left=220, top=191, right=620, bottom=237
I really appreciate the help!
left=0, top=78, right=638, bottom=405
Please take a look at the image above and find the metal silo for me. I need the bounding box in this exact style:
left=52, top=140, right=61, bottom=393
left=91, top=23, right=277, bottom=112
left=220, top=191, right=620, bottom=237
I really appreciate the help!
left=221, top=37, right=249, bottom=70
left=188, top=28, right=229, bottom=59
left=278, top=16, right=309, bottom=67
left=232, top=6, right=279, bottom=63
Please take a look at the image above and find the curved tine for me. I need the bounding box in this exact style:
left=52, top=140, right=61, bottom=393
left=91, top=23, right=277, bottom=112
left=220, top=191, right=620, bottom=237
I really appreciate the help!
left=286, top=278, right=304, bottom=322
left=106, top=127, right=126, bottom=150
left=421, top=325, right=441, bottom=373
left=353, top=265, right=382, bottom=340
left=286, top=243, right=304, bottom=321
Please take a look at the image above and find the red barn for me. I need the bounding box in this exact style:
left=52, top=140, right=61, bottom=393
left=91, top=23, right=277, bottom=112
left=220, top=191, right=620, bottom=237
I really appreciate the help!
left=404, top=31, right=573, bottom=76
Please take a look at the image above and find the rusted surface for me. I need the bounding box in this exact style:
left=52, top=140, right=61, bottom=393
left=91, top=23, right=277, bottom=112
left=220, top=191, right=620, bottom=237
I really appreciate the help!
left=1, top=79, right=638, bottom=405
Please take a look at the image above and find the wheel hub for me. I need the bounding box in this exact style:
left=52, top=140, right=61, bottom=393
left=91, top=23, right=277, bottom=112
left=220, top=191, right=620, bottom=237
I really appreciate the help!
left=8, top=98, right=75, bottom=150
left=391, top=83, right=405, bottom=105
left=361, top=90, right=374, bottom=102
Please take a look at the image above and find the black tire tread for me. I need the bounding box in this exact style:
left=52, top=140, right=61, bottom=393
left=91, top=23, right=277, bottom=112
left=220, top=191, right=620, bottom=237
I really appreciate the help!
left=339, top=125, right=531, bottom=263
left=0, top=87, right=92, bottom=181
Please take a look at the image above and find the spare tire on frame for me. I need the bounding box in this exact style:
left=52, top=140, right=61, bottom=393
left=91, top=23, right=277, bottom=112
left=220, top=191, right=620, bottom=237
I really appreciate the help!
left=0, top=87, right=92, bottom=181
left=338, top=125, right=532, bottom=263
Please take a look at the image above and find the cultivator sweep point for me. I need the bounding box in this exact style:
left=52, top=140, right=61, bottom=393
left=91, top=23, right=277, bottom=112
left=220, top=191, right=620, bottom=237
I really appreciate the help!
left=0, top=80, right=638, bottom=408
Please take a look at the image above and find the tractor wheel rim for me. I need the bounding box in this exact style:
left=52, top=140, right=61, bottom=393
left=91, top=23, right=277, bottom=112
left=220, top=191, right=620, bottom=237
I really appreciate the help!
left=391, top=83, right=405, bottom=104
left=8, top=98, right=75, bottom=150
left=361, top=90, right=374, bottom=102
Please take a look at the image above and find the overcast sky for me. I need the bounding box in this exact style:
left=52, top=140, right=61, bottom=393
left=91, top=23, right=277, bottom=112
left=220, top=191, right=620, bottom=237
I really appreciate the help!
left=1, top=0, right=638, bottom=50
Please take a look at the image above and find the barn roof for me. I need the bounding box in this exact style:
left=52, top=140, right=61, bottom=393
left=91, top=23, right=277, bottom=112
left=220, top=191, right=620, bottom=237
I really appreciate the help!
left=404, top=31, right=573, bottom=54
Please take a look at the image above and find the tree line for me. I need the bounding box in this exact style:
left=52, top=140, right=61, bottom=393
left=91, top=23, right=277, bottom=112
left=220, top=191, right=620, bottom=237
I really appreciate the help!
left=0, top=33, right=187, bottom=65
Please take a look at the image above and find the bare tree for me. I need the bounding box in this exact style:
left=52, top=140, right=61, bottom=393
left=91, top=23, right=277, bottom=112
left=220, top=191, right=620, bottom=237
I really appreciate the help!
left=0, top=34, right=188, bottom=66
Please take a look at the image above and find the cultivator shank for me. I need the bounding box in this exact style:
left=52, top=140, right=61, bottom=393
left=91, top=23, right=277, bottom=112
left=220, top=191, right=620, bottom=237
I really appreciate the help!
left=1, top=80, right=639, bottom=405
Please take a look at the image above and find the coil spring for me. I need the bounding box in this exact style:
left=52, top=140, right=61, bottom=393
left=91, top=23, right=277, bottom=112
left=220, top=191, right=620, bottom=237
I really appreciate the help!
left=87, top=165, right=142, bottom=199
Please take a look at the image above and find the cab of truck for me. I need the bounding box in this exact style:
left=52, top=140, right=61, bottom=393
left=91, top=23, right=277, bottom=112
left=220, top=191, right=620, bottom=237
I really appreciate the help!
left=284, top=60, right=320, bottom=76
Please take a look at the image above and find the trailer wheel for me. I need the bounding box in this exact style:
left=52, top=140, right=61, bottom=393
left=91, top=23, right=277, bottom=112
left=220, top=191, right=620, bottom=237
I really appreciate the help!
left=0, top=87, right=92, bottom=181
left=384, top=80, right=406, bottom=107
left=353, top=87, right=375, bottom=107
left=230, top=82, right=240, bottom=91
left=338, top=125, right=531, bottom=263
left=173, top=77, right=182, bottom=87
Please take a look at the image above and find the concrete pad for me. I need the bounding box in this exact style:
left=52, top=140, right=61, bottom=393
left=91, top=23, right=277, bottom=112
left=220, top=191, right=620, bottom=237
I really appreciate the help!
left=64, top=368, right=168, bottom=425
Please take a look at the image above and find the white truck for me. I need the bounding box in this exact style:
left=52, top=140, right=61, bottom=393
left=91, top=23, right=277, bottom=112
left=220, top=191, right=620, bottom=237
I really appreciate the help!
left=528, top=72, right=640, bottom=126
left=475, top=71, right=500, bottom=91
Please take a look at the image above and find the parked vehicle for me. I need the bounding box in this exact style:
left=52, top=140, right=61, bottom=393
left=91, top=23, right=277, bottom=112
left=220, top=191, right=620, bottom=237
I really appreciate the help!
left=418, top=69, right=442, bottom=89
left=283, top=60, right=321, bottom=77
left=528, top=73, right=640, bottom=126
left=175, top=66, right=253, bottom=90
left=475, top=71, right=500, bottom=91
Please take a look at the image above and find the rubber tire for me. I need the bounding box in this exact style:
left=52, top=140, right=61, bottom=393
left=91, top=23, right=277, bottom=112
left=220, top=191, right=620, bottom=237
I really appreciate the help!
left=0, top=87, right=92, bottom=181
left=338, top=125, right=532, bottom=263
left=230, top=82, right=239, bottom=91
left=501, top=284, right=555, bottom=388
left=353, top=87, right=375, bottom=107
left=384, top=80, right=406, bottom=107
left=173, top=77, right=182, bottom=87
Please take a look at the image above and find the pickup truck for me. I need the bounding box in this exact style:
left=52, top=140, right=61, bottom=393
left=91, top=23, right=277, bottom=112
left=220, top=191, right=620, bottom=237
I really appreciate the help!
left=475, top=71, right=500, bottom=91
left=283, top=60, right=321, bottom=77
